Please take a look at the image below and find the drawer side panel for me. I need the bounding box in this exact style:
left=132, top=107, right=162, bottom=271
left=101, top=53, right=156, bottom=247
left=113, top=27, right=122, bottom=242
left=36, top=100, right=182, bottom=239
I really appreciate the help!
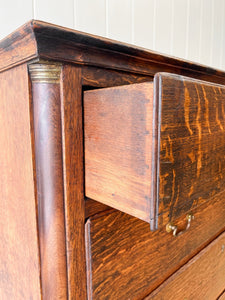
left=84, top=82, right=154, bottom=223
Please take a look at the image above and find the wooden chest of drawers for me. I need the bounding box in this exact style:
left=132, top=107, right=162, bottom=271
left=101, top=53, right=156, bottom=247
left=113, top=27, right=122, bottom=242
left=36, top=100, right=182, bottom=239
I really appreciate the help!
left=1, top=20, right=225, bottom=299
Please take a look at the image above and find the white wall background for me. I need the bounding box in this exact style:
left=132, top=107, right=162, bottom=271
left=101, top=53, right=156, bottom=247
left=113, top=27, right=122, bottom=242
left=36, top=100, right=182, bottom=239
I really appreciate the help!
left=0, top=0, right=225, bottom=70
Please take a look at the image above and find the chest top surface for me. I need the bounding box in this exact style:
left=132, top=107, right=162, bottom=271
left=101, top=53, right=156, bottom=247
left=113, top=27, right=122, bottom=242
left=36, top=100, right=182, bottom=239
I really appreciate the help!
left=1, top=20, right=225, bottom=84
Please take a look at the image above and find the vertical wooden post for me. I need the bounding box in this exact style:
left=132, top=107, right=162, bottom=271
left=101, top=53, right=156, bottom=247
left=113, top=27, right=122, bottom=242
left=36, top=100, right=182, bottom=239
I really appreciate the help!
left=60, top=65, right=87, bottom=299
left=29, top=63, right=68, bottom=299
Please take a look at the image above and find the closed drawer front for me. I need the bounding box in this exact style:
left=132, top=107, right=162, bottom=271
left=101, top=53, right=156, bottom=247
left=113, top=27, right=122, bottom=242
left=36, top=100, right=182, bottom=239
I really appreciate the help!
left=84, top=73, right=225, bottom=230
left=85, top=192, right=225, bottom=300
left=145, top=231, right=225, bottom=300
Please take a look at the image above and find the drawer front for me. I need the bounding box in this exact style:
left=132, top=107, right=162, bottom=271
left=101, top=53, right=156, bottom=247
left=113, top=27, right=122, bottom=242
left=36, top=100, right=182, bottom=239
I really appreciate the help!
left=84, top=73, right=225, bottom=229
left=85, top=192, right=225, bottom=300
left=156, top=73, right=225, bottom=229
left=146, top=231, right=225, bottom=300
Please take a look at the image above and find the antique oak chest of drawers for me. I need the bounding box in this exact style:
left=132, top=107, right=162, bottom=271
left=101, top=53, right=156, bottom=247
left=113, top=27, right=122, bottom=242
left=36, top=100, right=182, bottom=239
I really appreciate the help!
left=1, top=20, right=225, bottom=299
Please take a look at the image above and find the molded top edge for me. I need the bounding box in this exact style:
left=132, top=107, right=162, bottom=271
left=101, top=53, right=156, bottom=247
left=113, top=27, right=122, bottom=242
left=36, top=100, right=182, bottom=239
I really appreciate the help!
left=0, top=19, right=225, bottom=81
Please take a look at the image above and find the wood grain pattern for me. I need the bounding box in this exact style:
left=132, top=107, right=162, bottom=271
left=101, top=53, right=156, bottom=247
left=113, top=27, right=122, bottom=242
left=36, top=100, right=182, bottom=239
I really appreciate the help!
left=30, top=65, right=68, bottom=299
left=84, top=73, right=225, bottom=229
left=2, top=21, right=225, bottom=300
left=0, top=64, right=41, bottom=299
left=82, top=65, right=153, bottom=88
left=84, top=82, right=154, bottom=223
left=156, top=73, right=225, bottom=228
left=2, top=20, right=225, bottom=85
left=82, top=67, right=153, bottom=220
left=85, top=198, right=112, bottom=219
left=60, top=65, right=87, bottom=299
left=85, top=189, right=225, bottom=300
left=0, top=22, right=37, bottom=73
left=30, top=21, right=225, bottom=84
left=146, top=231, right=225, bottom=300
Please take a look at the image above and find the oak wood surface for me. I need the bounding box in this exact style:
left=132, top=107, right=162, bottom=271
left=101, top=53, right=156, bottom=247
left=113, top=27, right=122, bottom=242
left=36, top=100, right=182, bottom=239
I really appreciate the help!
left=82, top=67, right=154, bottom=220
left=0, top=22, right=37, bottom=73
left=31, top=67, right=68, bottom=299
left=82, top=65, right=153, bottom=88
left=0, top=64, right=41, bottom=299
left=156, top=73, right=225, bottom=228
left=85, top=189, right=225, bottom=300
left=2, top=20, right=225, bottom=86
left=84, top=73, right=225, bottom=229
left=85, top=198, right=112, bottom=219
left=2, top=21, right=225, bottom=300
left=146, top=231, right=225, bottom=300
left=84, top=82, right=154, bottom=223
left=60, top=65, right=87, bottom=299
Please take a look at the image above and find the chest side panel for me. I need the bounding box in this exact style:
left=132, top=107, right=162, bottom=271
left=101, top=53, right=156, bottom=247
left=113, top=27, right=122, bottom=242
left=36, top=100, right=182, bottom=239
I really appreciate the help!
left=0, top=64, right=41, bottom=299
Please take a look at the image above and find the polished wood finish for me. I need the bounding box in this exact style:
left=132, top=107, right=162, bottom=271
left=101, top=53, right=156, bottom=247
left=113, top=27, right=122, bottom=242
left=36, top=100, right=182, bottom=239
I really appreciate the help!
left=82, top=66, right=153, bottom=88
left=2, top=21, right=225, bottom=299
left=85, top=198, right=112, bottom=219
left=85, top=189, right=225, bottom=300
left=146, top=231, right=225, bottom=300
left=84, top=73, right=225, bottom=229
left=0, top=64, right=41, bottom=299
left=30, top=63, right=68, bottom=299
left=2, top=20, right=225, bottom=85
left=0, top=22, right=37, bottom=73
left=156, top=73, right=225, bottom=228
left=60, top=65, right=87, bottom=299
left=84, top=82, right=154, bottom=223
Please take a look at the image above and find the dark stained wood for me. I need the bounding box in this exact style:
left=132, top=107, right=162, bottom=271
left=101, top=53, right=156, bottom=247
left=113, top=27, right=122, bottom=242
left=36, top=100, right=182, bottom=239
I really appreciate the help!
left=146, top=231, right=225, bottom=300
left=2, top=21, right=225, bottom=299
left=29, top=21, right=225, bottom=84
left=85, top=189, right=225, bottom=300
left=0, top=22, right=37, bottom=73
left=84, top=73, right=225, bottom=229
left=156, top=73, right=225, bottom=228
left=30, top=66, right=68, bottom=299
left=84, top=82, right=154, bottom=223
left=0, top=64, right=41, bottom=299
left=82, top=65, right=153, bottom=88
left=2, top=20, right=225, bottom=85
left=85, top=198, right=112, bottom=219
left=60, top=65, right=87, bottom=299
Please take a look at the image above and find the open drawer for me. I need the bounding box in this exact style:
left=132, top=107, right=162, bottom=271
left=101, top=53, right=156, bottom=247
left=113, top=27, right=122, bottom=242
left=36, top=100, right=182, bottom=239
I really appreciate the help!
left=84, top=73, right=225, bottom=230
